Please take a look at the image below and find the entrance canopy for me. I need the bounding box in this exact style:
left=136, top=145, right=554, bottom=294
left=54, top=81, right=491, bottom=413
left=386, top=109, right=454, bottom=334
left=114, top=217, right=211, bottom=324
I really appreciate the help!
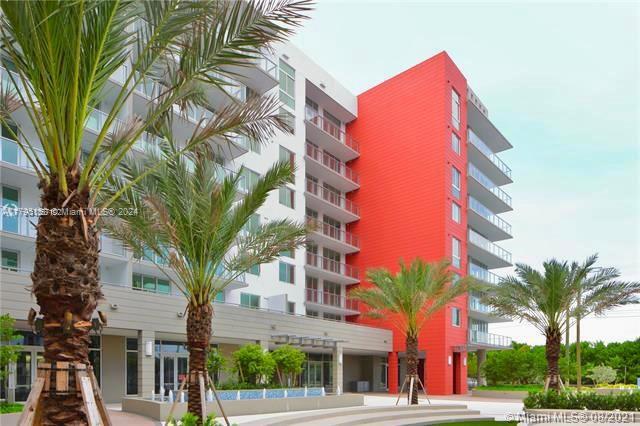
left=271, top=334, right=346, bottom=349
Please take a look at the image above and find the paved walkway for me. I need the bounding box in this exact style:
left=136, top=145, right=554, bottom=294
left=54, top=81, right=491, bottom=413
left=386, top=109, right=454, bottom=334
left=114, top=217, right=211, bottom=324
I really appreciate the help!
left=0, top=393, right=524, bottom=425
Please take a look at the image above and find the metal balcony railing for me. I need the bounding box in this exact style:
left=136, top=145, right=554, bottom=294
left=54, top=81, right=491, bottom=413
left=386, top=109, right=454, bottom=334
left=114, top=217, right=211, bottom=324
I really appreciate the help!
left=468, top=330, right=512, bottom=348
left=305, top=288, right=359, bottom=311
left=468, top=196, right=512, bottom=235
left=1, top=137, right=48, bottom=171
left=305, top=252, right=359, bottom=280
left=306, top=216, right=360, bottom=248
left=468, top=229, right=512, bottom=264
left=468, top=129, right=512, bottom=179
left=305, top=143, right=360, bottom=185
left=468, top=163, right=512, bottom=207
left=305, top=179, right=360, bottom=217
left=304, top=106, right=360, bottom=153
left=469, top=263, right=501, bottom=285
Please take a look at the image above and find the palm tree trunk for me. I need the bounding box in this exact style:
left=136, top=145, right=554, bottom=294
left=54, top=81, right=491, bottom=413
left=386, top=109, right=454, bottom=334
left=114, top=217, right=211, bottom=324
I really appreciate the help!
left=545, top=328, right=562, bottom=391
left=186, top=302, right=213, bottom=420
left=576, top=313, right=582, bottom=390
left=405, top=334, right=419, bottom=405
left=33, top=175, right=102, bottom=425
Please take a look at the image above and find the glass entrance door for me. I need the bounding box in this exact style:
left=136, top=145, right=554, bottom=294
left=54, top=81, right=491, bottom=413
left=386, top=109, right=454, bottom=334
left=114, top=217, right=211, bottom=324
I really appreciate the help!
left=15, top=350, right=44, bottom=402
left=306, top=361, right=323, bottom=387
left=159, top=354, right=188, bottom=395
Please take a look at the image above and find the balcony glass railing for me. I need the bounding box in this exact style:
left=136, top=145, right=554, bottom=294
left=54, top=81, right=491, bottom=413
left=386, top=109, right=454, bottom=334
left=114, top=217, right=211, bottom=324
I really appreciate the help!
left=469, top=295, right=493, bottom=314
left=208, top=71, right=246, bottom=101
left=305, top=288, right=358, bottom=311
left=468, top=229, right=512, bottom=264
left=304, top=106, right=360, bottom=153
left=306, top=216, right=359, bottom=248
left=1, top=137, right=48, bottom=171
left=469, top=330, right=512, bottom=348
left=256, top=55, right=278, bottom=80
left=305, top=252, right=359, bottom=280
left=100, top=235, right=125, bottom=257
left=305, top=179, right=360, bottom=217
left=0, top=213, right=37, bottom=238
left=468, top=163, right=512, bottom=207
left=1, top=66, right=28, bottom=97
left=305, top=143, right=360, bottom=185
left=468, top=129, right=512, bottom=179
left=468, top=196, right=512, bottom=235
left=469, top=262, right=501, bottom=285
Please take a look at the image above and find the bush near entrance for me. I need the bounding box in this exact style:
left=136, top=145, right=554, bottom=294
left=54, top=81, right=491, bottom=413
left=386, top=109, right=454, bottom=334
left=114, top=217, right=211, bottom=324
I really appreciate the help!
left=524, top=391, right=640, bottom=411
left=0, top=403, right=24, bottom=414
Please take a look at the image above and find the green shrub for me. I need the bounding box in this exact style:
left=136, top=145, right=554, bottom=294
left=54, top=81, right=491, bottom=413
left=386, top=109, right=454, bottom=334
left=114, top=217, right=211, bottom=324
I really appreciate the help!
left=231, top=344, right=275, bottom=386
left=271, top=345, right=305, bottom=387
left=0, top=403, right=24, bottom=414
left=206, top=348, right=226, bottom=379
left=587, top=365, right=617, bottom=385
left=524, top=391, right=640, bottom=411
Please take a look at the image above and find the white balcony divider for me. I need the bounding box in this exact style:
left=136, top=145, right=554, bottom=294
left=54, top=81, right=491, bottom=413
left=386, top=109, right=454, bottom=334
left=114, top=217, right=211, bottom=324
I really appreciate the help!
left=468, top=129, right=512, bottom=178
left=468, top=163, right=512, bottom=207
left=468, top=229, right=512, bottom=263
left=468, top=196, right=512, bottom=235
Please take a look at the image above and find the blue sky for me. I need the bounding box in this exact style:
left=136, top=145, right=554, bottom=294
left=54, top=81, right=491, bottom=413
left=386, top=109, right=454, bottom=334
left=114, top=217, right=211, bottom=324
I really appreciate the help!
left=291, top=1, right=639, bottom=343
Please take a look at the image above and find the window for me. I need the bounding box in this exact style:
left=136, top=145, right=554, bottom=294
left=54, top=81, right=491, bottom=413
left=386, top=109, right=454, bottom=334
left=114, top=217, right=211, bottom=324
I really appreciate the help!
left=451, top=132, right=460, bottom=154
left=279, top=145, right=295, bottom=182
left=452, top=237, right=461, bottom=268
left=241, top=168, right=260, bottom=191
left=279, top=187, right=295, bottom=209
left=451, top=167, right=461, bottom=199
left=306, top=309, right=319, bottom=318
left=126, top=338, right=138, bottom=395
left=287, top=301, right=295, bottom=315
left=279, top=261, right=295, bottom=284
left=248, top=139, right=261, bottom=154
left=279, top=107, right=295, bottom=133
left=306, top=276, right=319, bottom=302
left=323, top=312, right=342, bottom=321
left=1, top=186, right=19, bottom=233
left=247, top=263, right=260, bottom=276
left=240, top=293, right=260, bottom=309
left=214, top=291, right=225, bottom=303
left=323, top=110, right=342, bottom=140
left=132, top=273, right=171, bottom=295
left=452, top=202, right=461, bottom=223
left=452, top=307, right=461, bottom=327
left=89, top=335, right=101, bottom=385
left=243, top=213, right=260, bottom=235
left=1, top=124, right=19, bottom=165
left=451, top=89, right=460, bottom=130
left=1, top=250, right=19, bottom=271
left=279, top=60, right=295, bottom=109
left=280, top=248, right=294, bottom=259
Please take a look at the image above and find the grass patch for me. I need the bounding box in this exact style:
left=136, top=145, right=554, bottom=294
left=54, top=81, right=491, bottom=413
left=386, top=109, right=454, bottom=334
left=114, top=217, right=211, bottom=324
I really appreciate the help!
left=475, top=384, right=543, bottom=392
left=0, top=403, right=24, bottom=414
left=440, top=422, right=517, bottom=426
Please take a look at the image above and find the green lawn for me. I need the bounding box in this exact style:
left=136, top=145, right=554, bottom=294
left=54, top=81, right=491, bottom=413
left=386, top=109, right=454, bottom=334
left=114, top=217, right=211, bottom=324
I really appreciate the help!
left=475, top=384, right=543, bottom=392
left=0, top=403, right=23, bottom=414
left=441, top=422, right=517, bottom=426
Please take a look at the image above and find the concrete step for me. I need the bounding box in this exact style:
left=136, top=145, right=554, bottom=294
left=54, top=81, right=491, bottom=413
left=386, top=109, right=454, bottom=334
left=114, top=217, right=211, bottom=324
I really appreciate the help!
left=310, top=409, right=483, bottom=426
left=242, top=404, right=480, bottom=426
left=366, top=414, right=496, bottom=426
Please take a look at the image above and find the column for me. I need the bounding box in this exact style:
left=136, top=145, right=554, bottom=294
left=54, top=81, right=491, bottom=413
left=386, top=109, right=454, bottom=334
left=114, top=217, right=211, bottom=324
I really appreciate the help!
left=138, top=330, right=155, bottom=397
left=388, top=351, right=398, bottom=394
left=332, top=343, right=343, bottom=395
left=476, top=349, right=487, bottom=386
left=258, top=340, right=270, bottom=352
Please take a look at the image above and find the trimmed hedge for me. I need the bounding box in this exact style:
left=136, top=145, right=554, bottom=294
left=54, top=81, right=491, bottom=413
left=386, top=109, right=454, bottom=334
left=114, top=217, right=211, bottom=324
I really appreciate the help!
left=524, top=391, right=640, bottom=411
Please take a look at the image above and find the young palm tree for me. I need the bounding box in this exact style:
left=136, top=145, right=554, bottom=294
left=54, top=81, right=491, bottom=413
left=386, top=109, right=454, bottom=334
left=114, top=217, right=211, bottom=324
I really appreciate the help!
left=101, top=139, right=307, bottom=418
left=567, top=254, right=640, bottom=390
left=483, top=258, right=640, bottom=392
left=350, top=259, right=472, bottom=405
left=0, top=1, right=310, bottom=422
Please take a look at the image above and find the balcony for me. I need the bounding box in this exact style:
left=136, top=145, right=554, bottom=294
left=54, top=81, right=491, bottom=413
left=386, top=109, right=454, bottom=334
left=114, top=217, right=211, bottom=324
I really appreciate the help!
left=468, top=229, right=512, bottom=269
left=305, top=143, right=359, bottom=192
left=468, top=330, right=512, bottom=349
left=305, top=252, right=359, bottom=285
left=468, top=294, right=510, bottom=323
left=467, top=102, right=512, bottom=154
left=468, top=129, right=512, bottom=186
left=467, top=163, right=512, bottom=214
left=1, top=137, right=48, bottom=177
left=100, top=235, right=126, bottom=257
left=469, top=263, right=501, bottom=285
left=222, top=54, right=278, bottom=95
left=0, top=214, right=37, bottom=239
left=306, top=216, right=359, bottom=254
left=468, top=196, right=512, bottom=241
left=305, top=288, right=359, bottom=316
left=305, top=179, right=360, bottom=223
left=304, top=107, right=359, bottom=161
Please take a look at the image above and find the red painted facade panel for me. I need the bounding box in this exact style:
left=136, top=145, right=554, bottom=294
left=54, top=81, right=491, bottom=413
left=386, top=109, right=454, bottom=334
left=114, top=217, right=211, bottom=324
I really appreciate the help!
left=347, top=52, right=470, bottom=395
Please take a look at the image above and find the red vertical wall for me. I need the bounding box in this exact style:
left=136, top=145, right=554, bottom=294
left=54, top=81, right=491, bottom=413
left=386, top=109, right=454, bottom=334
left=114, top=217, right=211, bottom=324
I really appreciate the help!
left=347, top=52, right=469, bottom=395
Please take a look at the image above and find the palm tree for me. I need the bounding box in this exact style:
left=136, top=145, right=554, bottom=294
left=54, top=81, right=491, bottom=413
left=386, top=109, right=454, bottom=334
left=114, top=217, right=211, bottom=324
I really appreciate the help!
left=483, top=258, right=640, bottom=392
left=350, top=259, right=472, bottom=405
left=567, top=254, right=640, bottom=390
left=0, top=1, right=310, bottom=422
left=101, top=140, right=307, bottom=418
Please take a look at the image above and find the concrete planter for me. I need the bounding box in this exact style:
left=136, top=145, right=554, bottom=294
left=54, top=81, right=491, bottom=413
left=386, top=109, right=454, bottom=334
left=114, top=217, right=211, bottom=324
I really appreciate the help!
left=471, top=389, right=529, bottom=399
left=122, top=393, right=364, bottom=420
left=525, top=409, right=640, bottom=423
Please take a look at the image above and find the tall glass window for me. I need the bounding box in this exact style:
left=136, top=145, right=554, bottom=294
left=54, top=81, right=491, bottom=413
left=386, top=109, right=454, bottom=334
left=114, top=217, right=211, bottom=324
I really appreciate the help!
left=451, top=89, right=460, bottom=130
left=452, top=202, right=461, bottom=223
left=451, top=132, right=460, bottom=154
left=1, top=186, right=19, bottom=233
left=279, top=60, right=295, bottom=109
left=279, top=187, right=295, bottom=209
left=452, top=237, right=461, bottom=268
left=279, top=261, right=295, bottom=284
left=126, top=338, right=138, bottom=395
left=451, top=167, right=461, bottom=199
left=452, top=307, right=461, bottom=327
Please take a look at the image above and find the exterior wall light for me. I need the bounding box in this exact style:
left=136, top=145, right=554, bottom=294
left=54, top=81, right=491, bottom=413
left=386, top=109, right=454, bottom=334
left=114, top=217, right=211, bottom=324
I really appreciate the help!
left=145, top=340, right=153, bottom=357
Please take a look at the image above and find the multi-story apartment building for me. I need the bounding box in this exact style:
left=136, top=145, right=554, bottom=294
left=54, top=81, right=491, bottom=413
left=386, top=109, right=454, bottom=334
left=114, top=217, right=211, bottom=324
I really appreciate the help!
left=0, top=44, right=512, bottom=404
left=347, top=52, right=514, bottom=395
